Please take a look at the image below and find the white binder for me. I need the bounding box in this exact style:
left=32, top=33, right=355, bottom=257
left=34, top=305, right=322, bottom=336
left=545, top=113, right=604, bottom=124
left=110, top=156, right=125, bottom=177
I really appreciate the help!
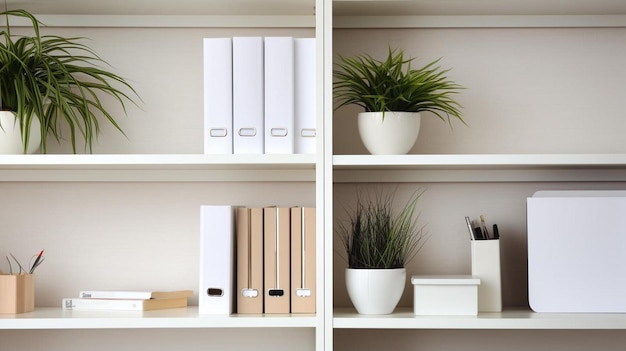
left=233, top=37, right=264, bottom=154
left=527, top=190, right=626, bottom=312
left=264, top=37, right=295, bottom=154
left=203, top=38, right=233, bottom=154
left=199, top=205, right=235, bottom=315
left=294, top=38, right=316, bottom=154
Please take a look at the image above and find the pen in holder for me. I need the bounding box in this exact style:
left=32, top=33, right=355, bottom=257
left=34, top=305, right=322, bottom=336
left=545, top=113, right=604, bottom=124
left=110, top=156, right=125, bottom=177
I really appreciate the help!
left=471, top=239, right=502, bottom=312
left=0, top=273, right=35, bottom=314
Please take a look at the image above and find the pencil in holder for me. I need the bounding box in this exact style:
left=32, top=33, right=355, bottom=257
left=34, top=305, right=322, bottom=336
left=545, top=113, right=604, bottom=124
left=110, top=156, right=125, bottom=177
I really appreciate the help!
left=0, top=273, right=35, bottom=314
left=471, top=240, right=502, bottom=312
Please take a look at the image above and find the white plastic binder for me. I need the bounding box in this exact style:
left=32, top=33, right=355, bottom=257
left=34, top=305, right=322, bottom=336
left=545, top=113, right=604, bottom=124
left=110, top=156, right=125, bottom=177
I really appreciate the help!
left=203, top=38, right=233, bottom=154
left=199, top=205, right=235, bottom=314
left=264, top=37, right=295, bottom=154
left=294, top=38, right=316, bottom=154
left=233, top=37, right=264, bottom=154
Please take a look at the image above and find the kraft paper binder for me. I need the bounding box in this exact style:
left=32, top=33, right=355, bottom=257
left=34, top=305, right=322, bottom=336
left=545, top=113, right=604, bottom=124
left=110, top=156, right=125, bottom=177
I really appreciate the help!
left=264, top=37, right=295, bottom=154
left=264, top=207, right=291, bottom=313
left=290, top=207, right=316, bottom=313
left=527, top=190, right=626, bottom=313
left=233, top=37, right=264, bottom=154
left=236, top=207, right=264, bottom=314
left=203, top=38, right=233, bottom=154
left=199, top=205, right=235, bottom=315
left=294, top=38, right=316, bottom=154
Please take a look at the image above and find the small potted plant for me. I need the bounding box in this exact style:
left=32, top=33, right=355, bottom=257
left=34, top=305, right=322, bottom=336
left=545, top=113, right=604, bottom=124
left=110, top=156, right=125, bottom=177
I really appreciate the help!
left=334, top=48, right=464, bottom=155
left=0, top=9, right=139, bottom=154
left=337, top=188, right=427, bottom=314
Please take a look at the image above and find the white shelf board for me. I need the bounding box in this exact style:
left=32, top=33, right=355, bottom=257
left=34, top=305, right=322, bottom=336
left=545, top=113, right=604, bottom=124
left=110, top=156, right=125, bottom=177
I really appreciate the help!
left=333, top=154, right=626, bottom=182
left=7, top=0, right=315, bottom=16
left=334, top=15, right=626, bottom=28
left=333, top=0, right=626, bottom=28
left=0, top=307, right=316, bottom=330
left=24, top=15, right=316, bottom=28
left=334, top=307, right=626, bottom=330
left=2, top=0, right=316, bottom=27
left=334, top=154, right=626, bottom=168
left=333, top=0, right=626, bottom=17
left=0, top=154, right=316, bottom=168
left=0, top=154, right=316, bottom=182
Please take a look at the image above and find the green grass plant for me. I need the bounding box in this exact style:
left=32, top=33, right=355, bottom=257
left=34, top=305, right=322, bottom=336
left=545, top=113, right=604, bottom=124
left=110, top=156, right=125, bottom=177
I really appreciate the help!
left=338, top=188, right=428, bottom=269
left=334, top=48, right=464, bottom=126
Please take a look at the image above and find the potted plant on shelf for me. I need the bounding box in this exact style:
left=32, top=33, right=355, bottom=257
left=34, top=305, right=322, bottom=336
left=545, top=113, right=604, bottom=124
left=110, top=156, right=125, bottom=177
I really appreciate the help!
left=334, top=48, right=465, bottom=155
left=0, top=9, right=139, bottom=154
left=337, top=188, right=428, bottom=314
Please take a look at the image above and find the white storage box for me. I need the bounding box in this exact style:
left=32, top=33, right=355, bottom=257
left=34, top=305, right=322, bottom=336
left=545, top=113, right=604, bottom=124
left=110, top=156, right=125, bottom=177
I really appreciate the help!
left=527, top=190, right=626, bottom=312
left=411, top=275, right=480, bottom=316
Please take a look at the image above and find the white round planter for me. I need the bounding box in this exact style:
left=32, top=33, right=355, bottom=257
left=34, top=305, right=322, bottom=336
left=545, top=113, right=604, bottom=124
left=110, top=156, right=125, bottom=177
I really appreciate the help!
left=345, top=268, right=406, bottom=315
left=358, top=111, right=421, bottom=155
left=0, top=111, right=41, bottom=154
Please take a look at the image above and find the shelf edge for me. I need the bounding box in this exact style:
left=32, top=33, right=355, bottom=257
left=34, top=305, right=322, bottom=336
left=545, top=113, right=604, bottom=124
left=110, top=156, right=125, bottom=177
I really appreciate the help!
left=0, top=307, right=317, bottom=329
left=3, top=15, right=316, bottom=28
left=333, top=308, right=626, bottom=330
left=334, top=15, right=626, bottom=28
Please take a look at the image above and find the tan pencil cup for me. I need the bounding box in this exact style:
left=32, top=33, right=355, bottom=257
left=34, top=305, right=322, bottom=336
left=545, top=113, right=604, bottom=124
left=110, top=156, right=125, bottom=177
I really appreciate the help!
left=0, top=273, right=35, bottom=314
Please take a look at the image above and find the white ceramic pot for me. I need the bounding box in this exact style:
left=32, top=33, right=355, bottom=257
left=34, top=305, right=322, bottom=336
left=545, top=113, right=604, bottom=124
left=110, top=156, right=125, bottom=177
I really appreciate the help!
left=358, top=111, right=421, bottom=155
left=0, top=111, right=41, bottom=154
left=345, top=268, right=406, bottom=314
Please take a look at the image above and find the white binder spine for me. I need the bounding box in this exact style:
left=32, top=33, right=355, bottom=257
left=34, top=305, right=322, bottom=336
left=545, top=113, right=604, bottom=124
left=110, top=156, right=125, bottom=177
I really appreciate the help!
left=294, top=38, right=316, bottom=154
left=199, top=205, right=235, bottom=315
left=203, top=38, right=233, bottom=154
left=233, top=37, right=264, bottom=154
left=264, top=37, right=295, bottom=154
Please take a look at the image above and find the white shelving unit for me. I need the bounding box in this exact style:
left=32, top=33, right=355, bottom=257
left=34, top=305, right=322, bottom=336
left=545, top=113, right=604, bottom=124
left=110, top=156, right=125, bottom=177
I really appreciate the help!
left=326, top=1, right=626, bottom=351
left=0, top=1, right=325, bottom=351
left=2, top=0, right=626, bottom=350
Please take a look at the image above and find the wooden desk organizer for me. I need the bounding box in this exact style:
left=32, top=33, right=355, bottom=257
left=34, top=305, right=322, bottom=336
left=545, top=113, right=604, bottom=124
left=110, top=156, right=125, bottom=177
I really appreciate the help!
left=0, top=274, right=34, bottom=314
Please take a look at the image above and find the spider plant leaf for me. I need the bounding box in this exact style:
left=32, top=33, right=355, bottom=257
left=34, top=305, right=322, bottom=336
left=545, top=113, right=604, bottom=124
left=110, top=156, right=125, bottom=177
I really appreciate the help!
left=0, top=9, right=140, bottom=153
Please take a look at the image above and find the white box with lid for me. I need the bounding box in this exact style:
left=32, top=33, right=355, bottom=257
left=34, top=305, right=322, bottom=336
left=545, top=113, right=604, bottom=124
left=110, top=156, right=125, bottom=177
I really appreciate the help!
left=411, top=275, right=481, bottom=316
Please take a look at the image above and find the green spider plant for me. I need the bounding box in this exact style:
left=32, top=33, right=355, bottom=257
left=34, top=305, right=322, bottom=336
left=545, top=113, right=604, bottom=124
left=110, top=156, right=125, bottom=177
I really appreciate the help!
left=338, top=188, right=428, bottom=269
left=334, top=48, right=465, bottom=126
left=0, top=9, right=139, bottom=153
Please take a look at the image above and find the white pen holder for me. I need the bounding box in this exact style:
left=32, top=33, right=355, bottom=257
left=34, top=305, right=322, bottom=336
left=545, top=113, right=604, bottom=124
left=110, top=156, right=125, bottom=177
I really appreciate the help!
left=471, top=240, right=502, bottom=312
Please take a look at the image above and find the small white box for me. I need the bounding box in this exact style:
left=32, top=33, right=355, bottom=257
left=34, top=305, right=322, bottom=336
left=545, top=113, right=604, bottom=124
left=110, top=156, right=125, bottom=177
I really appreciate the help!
left=411, top=275, right=480, bottom=316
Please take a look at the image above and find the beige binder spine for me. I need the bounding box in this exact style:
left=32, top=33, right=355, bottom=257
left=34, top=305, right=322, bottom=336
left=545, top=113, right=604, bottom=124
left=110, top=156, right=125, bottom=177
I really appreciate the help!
left=236, top=207, right=264, bottom=314
left=264, top=207, right=291, bottom=313
left=291, top=207, right=316, bottom=313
